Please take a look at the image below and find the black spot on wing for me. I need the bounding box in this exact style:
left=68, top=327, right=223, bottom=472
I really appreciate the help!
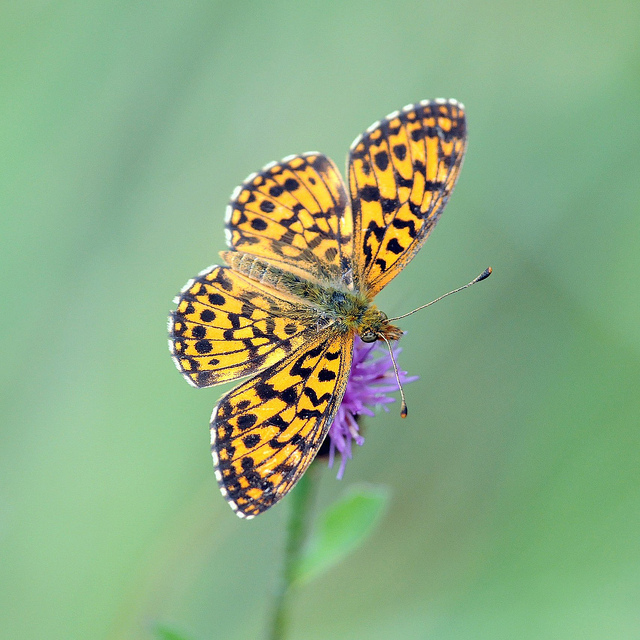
left=397, top=175, right=413, bottom=189
left=317, top=368, right=336, bottom=382
left=360, top=185, right=380, bottom=202
left=243, top=434, right=261, bottom=448
left=269, top=437, right=287, bottom=450
left=280, top=387, right=298, bottom=404
left=259, top=201, right=275, bottom=213
left=195, top=339, right=212, bottom=354
left=386, top=238, right=404, bottom=255
left=192, top=325, right=206, bottom=339
left=374, top=151, right=389, bottom=171
left=393, top=143, right=407, bottom=160
left=268, top=414, right=288, bottom=431
left=367, top=221, right=385, bottom=241
left=375, top=257, right=387, bottom=271
left=237, top=413, right=258, bottom=430
left=255, top=381, right=278, bottom=400
left=241, top=456, right=255, bottom=470
left=381, top=198, right=399, bottom=214
left=200, top=309, right=215, bottom=322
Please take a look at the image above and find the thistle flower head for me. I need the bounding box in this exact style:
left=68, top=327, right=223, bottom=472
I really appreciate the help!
left=326, top=336, right=418, bottom=479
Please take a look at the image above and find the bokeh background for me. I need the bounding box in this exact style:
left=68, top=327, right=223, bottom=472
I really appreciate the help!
left=2, top=1, right=639, bottom=639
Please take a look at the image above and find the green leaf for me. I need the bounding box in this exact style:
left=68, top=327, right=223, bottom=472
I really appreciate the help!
left=293, top=484, right=390, bottom=586
left=153, top=624, right=196, bottom=640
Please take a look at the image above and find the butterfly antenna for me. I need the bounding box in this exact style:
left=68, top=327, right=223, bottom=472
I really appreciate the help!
left=388, top=267, right=492, bottom=322
left=380, top=335, right=408, bottom=418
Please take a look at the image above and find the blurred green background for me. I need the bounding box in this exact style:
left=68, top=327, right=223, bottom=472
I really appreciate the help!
left=2, top=1, right=639, bottom=638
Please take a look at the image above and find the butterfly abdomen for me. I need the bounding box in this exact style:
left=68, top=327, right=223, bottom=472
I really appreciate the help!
left=221, top=251, right=313, bottom=300
left=223, top=250, right=370, bottom=331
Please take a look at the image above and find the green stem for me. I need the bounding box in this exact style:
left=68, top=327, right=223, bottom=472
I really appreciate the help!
left=267, top=463, right=320, bottom=640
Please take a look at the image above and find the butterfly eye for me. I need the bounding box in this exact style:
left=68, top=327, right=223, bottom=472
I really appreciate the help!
left=360, top=330, right=377, bottom=343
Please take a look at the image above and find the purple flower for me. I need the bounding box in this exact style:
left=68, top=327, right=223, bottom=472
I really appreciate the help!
left=326, top=335, right=418, bottom=479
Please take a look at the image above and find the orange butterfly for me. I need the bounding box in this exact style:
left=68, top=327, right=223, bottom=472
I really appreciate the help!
left=169, top=99, right=481, bottom=518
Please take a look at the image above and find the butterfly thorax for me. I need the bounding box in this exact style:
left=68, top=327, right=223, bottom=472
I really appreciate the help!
left=224, top=250, right=402, bottom=342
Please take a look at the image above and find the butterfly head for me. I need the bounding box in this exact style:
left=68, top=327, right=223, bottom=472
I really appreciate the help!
left=358, top=307, right=403, bottom=343
left=357, top=305, right=407, bottom=417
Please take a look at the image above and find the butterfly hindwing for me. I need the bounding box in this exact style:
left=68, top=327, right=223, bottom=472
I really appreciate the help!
left=211, top=330, right=353, bottom=518
left=348, top=99, right=467, bottom=295
left=169, top=265, right=321, bottom=388
left=225, top=153, right=354, bottom=284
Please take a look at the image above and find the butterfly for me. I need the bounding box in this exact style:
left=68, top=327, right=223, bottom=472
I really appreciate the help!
left=169, top=99, right=468, bottom=518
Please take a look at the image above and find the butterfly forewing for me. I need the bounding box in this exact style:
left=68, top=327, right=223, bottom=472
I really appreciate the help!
left=169, top=265, right=322, bottom=387
left=211, top=331, right=353, bottom=518
left=348, top=99, right=467, bottom=296
left=225, top=153, right=354, bottom=284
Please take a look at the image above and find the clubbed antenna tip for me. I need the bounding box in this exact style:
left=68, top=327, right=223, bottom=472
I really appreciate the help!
left=380, top=335, right=409, bottom=419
